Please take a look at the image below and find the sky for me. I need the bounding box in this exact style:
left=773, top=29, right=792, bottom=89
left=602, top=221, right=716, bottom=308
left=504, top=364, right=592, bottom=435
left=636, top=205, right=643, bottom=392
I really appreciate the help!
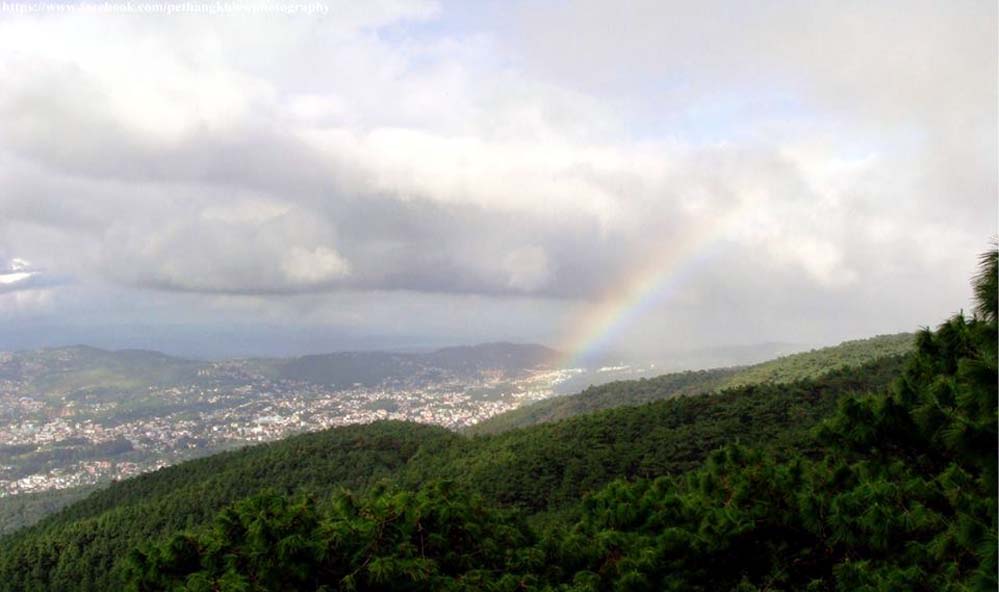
left=0, top=0, right=995, bottom=361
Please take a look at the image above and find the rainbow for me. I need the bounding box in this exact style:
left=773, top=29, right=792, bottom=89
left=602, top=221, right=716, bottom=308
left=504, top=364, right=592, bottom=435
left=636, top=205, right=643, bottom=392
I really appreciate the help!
left=556, top=211, right=737, bottom=369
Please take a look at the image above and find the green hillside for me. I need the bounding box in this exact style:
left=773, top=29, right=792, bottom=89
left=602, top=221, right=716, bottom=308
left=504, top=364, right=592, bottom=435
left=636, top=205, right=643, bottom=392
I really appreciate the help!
left=719, top=332, right=915, bottom=388
left=0, top=356, right=904, bottom=591
left=0, top=346, right=204, bottom=398
left=126, top=251, right=997, bottom=591
left=406, top=357, right=905, bottom=513
left=0, top=422, right=458, bottom=590
left=469, top=333, right=913, bottom=435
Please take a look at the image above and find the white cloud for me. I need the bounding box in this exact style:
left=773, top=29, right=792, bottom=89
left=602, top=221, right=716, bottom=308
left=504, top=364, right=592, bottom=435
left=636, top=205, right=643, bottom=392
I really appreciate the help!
left=0, top=1, right=992, bottom=355
left=0, top=271, right=35, bottom=286
left=0, top=257, right=41, bottom=290
left=282, top=246, right=352, bottom=285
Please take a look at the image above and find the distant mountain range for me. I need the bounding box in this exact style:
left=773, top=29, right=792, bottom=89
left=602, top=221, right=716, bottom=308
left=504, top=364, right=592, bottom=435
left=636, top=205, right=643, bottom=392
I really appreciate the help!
left=2, top=339, right=901, bottom=397
left=271, top=342, right=560, bottom=387
left=0, top=342, right=560, bottom=396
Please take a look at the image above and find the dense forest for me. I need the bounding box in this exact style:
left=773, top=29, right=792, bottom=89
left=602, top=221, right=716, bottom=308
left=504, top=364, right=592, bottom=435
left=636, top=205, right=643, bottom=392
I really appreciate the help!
left=0, top=250, right=994, bottom=591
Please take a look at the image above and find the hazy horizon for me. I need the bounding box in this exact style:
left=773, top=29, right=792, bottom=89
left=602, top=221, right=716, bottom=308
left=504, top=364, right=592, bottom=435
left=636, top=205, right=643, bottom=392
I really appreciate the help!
left=0, top=326, right=878, bottom=373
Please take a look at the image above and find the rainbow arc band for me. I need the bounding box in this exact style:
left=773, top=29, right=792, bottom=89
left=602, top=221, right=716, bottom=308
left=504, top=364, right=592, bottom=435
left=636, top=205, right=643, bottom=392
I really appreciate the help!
left=556, top=211, right=736, bottom=368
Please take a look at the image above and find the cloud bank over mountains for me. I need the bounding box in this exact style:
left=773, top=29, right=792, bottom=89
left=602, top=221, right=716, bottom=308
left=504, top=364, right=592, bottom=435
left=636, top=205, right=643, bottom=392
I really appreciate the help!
left=0, top=0, right=994, bottom=357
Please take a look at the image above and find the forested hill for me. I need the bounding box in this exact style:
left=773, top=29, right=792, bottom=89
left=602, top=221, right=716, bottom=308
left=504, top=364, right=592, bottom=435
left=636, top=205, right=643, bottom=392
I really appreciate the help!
left=123, top=249, right=996, bottom=591
left=0, top=356, right=906, bottom=591
left=0, top=251, right=992, bottom=592
left=469, top=332, right=913, bottom=435
left=718, top=332, right=915, bottom=388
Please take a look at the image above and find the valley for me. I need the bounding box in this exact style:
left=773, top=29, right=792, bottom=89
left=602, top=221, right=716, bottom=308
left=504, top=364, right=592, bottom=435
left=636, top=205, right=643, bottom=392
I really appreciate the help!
left=0, top=344, right=570, bottom=498
left=0, top=334, right=911, bottom=532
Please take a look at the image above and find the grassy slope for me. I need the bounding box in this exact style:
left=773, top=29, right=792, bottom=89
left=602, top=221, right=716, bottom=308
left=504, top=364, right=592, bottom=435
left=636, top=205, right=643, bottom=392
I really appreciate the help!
left=469, top=333, right=913, bottom=435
